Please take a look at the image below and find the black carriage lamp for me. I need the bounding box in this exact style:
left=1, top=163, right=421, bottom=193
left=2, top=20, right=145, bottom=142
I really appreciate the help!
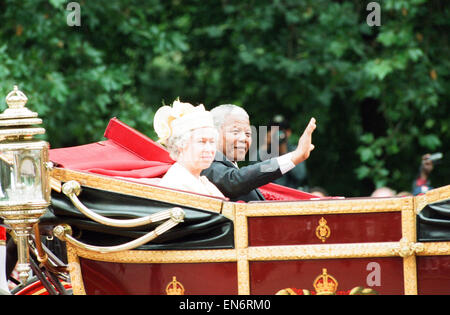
left=0, top=86, right=51, bottom=284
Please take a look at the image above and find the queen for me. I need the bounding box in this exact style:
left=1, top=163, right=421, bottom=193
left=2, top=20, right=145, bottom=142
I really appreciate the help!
left=154, top=99, right=225, bottom=199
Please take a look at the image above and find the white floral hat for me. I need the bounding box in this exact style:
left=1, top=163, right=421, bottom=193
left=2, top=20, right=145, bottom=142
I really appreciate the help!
left=153, top=99, right=214, bottom=145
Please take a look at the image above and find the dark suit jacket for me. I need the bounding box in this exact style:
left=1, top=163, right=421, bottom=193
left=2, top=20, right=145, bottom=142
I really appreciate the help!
left=201, top=151, right=283, bottom=202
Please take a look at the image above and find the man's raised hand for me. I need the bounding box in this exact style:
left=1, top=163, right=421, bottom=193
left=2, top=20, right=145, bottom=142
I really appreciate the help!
left=291, top=117, right=316, bottom=165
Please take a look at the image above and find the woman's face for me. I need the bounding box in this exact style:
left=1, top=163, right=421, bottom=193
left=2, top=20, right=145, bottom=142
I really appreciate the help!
left=179, top=127, right=217, bottom=173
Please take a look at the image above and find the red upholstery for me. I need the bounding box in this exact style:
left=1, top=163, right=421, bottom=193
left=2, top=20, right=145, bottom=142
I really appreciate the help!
left=260, top=183, right=317, bottom=200
left=0, top=227, right=5, bottom=241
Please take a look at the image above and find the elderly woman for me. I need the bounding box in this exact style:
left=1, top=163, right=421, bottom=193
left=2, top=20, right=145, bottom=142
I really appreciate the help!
left=153, top=99, right=225, bottom=198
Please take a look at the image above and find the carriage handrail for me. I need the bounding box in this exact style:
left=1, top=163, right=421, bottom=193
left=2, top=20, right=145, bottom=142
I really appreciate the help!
left=52, top=206, right=185, bottom=253
left=62, top=180, right=180, bottom=228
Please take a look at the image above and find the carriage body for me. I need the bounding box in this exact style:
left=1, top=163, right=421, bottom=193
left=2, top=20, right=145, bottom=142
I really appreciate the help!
left=50, top=167, right=450, bottom=295
left=38, top=118, right=450, bottom=295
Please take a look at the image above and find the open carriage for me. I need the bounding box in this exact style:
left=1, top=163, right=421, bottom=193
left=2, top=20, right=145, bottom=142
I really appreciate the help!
left=1, top=88, right=449, bottom=295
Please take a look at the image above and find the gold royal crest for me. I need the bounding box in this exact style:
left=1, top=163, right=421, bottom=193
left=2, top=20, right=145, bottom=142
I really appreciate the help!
left=315, top=217, right=331, bottom=242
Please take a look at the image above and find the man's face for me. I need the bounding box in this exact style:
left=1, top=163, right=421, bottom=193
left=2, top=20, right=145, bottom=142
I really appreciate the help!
left=218, top=114, right=252, bottom=162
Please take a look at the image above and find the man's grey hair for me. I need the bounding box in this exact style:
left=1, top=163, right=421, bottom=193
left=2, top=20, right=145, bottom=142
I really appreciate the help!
left=210, top=104, right=249, bottom=130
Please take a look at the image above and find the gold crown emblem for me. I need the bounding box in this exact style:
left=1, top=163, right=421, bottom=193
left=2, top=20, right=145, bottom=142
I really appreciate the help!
left=166, top=276, right=185, bottom=295
left=313, top=269, right=338, bottom=295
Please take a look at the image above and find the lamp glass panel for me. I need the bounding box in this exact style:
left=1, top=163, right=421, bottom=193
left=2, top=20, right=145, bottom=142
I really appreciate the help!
left=0, top=148, right=44, bottom=204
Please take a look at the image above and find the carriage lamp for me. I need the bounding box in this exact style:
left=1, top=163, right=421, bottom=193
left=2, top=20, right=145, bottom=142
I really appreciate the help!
left=0, top=86, right=51, bottom=283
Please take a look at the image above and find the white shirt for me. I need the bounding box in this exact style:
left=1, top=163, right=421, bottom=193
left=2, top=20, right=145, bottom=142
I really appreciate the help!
left=276, top=153, right=296, bottom=174
left=232, top=153, right=295, bottom=175
left=160, top=162, right=226, bottom=198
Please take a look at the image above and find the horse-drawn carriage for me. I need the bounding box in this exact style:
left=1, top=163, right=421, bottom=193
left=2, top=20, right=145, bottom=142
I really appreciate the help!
left=1, top=87, right=449, bottom=295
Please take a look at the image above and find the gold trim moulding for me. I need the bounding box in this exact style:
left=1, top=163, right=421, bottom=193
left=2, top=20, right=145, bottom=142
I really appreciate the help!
left=65, top=241, right=449, bottom=264
left=68, top=244, right=238, bottom=264
left=248, top=242, right=404, bottom=261
left=236, top=196, right=413, bottom=216
left=418, top=242, right=450, bottom=256
left=415, top=185, right=450, bottom=214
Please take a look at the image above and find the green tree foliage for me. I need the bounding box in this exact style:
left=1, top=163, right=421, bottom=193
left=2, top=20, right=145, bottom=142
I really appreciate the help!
left=0, top=0, right=448, bottom=196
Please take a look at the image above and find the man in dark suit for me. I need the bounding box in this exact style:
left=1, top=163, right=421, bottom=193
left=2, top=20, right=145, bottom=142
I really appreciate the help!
left=201, top=104, right=316, bottom=202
